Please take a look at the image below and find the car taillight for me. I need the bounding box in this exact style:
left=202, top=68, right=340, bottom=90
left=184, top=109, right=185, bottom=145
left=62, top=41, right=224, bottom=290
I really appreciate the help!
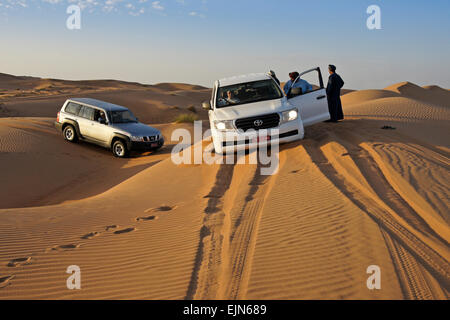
left=56, top=112, right=60, bottom=122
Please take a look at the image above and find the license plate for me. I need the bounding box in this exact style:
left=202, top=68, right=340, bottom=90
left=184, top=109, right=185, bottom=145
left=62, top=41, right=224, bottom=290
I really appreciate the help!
left=151, top=143, right=158, bottom=147
left=252, top=136, right=271, bottom=143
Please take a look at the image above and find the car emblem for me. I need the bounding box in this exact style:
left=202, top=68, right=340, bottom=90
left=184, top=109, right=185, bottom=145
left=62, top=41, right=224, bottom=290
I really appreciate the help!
left=254, top=119, right=264, bottom=127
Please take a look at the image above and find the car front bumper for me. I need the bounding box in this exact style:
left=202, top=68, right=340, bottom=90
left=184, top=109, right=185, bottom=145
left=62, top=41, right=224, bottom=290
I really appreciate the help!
left=129, top=138, right=164, bottom=152
left=213, top=120, right=304, bottom=154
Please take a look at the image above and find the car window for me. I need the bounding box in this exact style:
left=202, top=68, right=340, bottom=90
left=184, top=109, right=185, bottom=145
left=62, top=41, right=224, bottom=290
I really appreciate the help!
left=110, top=110, right=138, bottom=123
left=80, top=106, right=95, bottom=120
left=216, top=79, right=283, bottom=108
left=94, top=109, right=107, bottom=122
left=65, top=102, right=82, bottom=115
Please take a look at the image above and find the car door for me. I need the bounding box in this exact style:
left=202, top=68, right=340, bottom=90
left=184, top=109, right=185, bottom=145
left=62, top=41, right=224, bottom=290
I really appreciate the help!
left=89, top=108, right=110, bottom=144
left=77, top=105, right=95, bottom=139
left=287, top=67, right=330, bottom=126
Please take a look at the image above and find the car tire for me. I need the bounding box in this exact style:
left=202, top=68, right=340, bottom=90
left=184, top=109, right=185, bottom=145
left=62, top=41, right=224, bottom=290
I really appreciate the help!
left=63, top=125, right=78, bottom=143
left=112, top=140, right=129, bottom=158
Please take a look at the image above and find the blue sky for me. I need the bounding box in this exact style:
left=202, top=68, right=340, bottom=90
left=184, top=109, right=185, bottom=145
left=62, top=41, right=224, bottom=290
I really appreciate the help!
left=0, top=0, right=449, bottom=89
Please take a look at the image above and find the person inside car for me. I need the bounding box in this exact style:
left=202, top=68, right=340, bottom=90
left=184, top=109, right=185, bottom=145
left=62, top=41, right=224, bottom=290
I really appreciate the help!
left=217, top=90, right=240, bottom=107
left=226, top=90, right=240, bottom=104
left=96, top=110, right=106, bottom=123
left=283, top=72, right=313, bottom=97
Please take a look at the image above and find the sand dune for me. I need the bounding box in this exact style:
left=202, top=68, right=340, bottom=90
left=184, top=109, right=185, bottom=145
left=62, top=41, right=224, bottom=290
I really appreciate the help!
left=0, top=75, right=448, bottom=299
left=0, top=118, right=191, bottom=209
left=153, top=83, right=208, bottom=92
left=343, top=97, right=449, bottom=150
left=342, top=82, right=450, bottom=109
left=341, top=89, right=400, bottom=105
left=384, top=82, right=450, bottom=107
left=0, top=73, right=211, bottom=123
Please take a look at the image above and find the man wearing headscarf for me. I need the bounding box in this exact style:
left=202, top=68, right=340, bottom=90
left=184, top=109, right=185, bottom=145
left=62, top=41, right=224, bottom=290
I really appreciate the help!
left=283, top=71, right=313, bottom=97
left=326, top=65, right=345, bottom=122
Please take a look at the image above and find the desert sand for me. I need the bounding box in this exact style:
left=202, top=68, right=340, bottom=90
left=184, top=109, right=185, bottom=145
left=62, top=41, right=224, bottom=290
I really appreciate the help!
left=0, top=73, right=448, bottom=299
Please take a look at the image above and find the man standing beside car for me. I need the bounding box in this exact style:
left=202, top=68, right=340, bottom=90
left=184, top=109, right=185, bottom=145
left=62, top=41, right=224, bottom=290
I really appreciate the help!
left=326, top=64, right=345, bottom=122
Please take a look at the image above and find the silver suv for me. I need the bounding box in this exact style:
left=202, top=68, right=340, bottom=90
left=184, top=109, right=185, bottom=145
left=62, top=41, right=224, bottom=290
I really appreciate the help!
left=55, top=98, right=164, bottom=158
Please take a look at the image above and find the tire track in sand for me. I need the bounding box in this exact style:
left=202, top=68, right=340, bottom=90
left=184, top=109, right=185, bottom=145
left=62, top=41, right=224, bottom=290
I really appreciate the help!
left=218, top=166, right=276, bottom=299
left=303, top=132, right=450, bottom=298
left=334, top=130, right=448, bottom=245
left=185, top=164, right=236, bottom=299
left=381, top=229, right=447, bottom=299
left=186, top=158, right=278, bottom=299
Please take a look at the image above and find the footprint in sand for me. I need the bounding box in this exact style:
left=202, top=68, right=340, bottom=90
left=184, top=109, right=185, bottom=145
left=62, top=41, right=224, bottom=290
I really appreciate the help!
left=114, top=227, right=136, bottom=235
left=105, top=225, right=118, bottom=231
left=81, top=232, right=100, bottom=240
left=145, top=205, right=176, bottom=213
left=136, top=215, right=158, bottom=222
left=59, top=244, right=81, bottom=250
left=47, top=244, right=81, bottom=252
left=0, top=275, right=15, bottom=288
left=7, top=257, right=32, bottom=267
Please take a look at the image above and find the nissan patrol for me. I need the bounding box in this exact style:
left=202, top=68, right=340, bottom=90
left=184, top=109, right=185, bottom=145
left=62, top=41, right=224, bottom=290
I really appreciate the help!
left=55, top=98, right=164, bottom=157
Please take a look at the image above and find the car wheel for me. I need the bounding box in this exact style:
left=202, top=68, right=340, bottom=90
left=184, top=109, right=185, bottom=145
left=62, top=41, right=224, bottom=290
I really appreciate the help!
left=112, top=140, right=128, bottom=158
left=63, top=125, right=78, bottom=143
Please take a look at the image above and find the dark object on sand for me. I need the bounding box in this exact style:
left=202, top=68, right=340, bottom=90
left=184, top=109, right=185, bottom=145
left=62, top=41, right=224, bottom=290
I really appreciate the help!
left=381, top=125, right=396, bottom=130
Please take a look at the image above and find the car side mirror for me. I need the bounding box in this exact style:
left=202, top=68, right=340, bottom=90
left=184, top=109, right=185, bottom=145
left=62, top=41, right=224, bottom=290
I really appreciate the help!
left=288, top=87, right=303, bottom=99
left=202, top=101, right=211, bottom=110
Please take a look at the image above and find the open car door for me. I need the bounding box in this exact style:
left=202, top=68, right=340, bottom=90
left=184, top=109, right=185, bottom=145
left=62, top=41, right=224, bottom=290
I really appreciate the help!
left=287, top=67, right=330, bottom=126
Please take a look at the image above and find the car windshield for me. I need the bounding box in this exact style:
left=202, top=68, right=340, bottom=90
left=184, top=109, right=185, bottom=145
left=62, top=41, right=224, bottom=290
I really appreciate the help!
left=216, top=79, right=283, bottom=108
left=110, top=110, right=138, bottom=123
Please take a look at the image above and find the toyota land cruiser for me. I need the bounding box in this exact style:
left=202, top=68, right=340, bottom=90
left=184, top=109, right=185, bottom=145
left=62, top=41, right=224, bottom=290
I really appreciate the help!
left=202, top=68, right=330, bottom=154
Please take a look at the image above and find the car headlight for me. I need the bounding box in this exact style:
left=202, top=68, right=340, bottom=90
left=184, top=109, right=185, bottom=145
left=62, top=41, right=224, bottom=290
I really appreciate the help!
left=214, top=120, right=234, bottom=131
left=131, top=136, right=144, bottom=142
left=281, top=109, right=298, bottom=123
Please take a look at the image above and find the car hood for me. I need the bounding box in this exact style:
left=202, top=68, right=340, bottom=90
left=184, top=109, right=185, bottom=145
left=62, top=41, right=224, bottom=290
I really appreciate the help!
left=213, top=98, right=292, bottom=120
left=110, top=122, right=160, bottom=136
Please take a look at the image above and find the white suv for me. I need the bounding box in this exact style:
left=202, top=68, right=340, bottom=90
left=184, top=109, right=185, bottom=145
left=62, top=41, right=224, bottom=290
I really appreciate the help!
left=55, top=98, right=164, bottom=157
left=203, top=68, right=330, bottom=154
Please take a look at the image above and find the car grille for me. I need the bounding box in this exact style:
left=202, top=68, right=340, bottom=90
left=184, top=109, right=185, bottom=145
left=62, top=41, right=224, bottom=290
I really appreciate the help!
left=235, top=113, right=280, bottom=131
left=143, top=135, right=158, bottom=142
left=222, top=130, right=299, bottom=147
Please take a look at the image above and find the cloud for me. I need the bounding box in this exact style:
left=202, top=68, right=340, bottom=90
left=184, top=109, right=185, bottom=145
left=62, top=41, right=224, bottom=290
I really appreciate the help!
left=189, top=11, right=205, bottom=18
left=0, top=0, right=194, bottom=18
left=151, top=1, right=163, bottom=10
left=1, top=0, right=31, bottom=8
